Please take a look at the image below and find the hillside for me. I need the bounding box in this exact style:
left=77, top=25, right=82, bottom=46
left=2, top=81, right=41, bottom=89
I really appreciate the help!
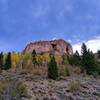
left=0, top=71, right=100, bottom=100
left=0, top=40, right=100, bottom=100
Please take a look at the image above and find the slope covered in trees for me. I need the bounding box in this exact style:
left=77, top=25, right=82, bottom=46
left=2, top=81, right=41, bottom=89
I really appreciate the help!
left=0, top=42, right=99, bottom=79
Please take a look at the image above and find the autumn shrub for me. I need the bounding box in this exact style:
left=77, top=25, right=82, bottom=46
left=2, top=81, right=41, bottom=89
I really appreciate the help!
left=11, top=53, right=23, bottom=71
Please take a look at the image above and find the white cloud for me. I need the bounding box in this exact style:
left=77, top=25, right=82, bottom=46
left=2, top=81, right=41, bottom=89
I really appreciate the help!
left=67, top=39, right=72, bottom=43
left=86, top=37, right=100, bottom=52
left=73, top=36, right=100, bottom=54
left=73, top=43, right=82, bottom=54
left=52, top=37, right=58, bottom=40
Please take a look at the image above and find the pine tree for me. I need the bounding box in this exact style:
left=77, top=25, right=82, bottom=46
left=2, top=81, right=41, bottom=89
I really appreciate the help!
left=81, top=43, right=88, bottom=55
left=32, top=49, right=37, bottom=67
left=81, top=43, right=96, bottom=74
left=48, top=56, right=58, bottom=80
left=0, top=52, right=4, bottom=70
left=5, top=52, right=12, bottom=70
left=81, top=43, right=88, bottom=72
left=73, top=50, right=81, bottom=66
left=68, top=51, right=81, bottom=66
left=87, top=50, right=96, bottom=74
left=97, top=50, right=100, bottom=59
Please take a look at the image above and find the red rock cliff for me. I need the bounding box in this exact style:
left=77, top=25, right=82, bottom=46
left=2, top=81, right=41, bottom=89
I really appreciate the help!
left=23, top=39, right=73, bottom=56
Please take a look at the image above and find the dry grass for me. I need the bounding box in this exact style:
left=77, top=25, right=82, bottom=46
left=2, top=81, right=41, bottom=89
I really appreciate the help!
left=0, top=82, right=7, bottom=95
left=0, top=79, right=28, bottom=99
left=58, top=65, right=66, bottom=76
left=20, top=66, right=48, bottom=76
left=0, top=80, right=11, bottom=96
left=11, top=81, right=28, bottom=98
left=68, top=66, right=81, bottom=74
left=58, top=65, right=70, bottom=76
left=32, top=67, right=47, bottom=75
left=69, top=81, right=81, bottom=93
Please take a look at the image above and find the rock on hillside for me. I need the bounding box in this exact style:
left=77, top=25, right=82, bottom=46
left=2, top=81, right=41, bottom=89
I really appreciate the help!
left=23, top=39, right=73, bottom=56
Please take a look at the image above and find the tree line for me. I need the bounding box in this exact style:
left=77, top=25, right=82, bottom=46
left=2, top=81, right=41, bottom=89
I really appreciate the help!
left=68, top=43, right=100, bottom=75
left=0, top=43, right=100, bottom=80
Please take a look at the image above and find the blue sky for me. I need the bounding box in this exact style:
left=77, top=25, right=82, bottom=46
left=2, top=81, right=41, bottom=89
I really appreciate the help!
left=0, top=0, right=100, bottom=53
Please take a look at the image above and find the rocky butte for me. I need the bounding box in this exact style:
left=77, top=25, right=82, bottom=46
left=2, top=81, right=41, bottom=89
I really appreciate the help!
left=23, top=39, right=73, bottom=56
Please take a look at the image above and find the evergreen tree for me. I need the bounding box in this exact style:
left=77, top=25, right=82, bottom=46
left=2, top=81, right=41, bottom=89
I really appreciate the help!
left=0, top=52, right=4, bottom=70
left=32, top=49, right=37, bottom=67
left=85, top=50, right=96, bottom=74
left=81, top=43, right=88, bottom=55
left=5, top=52, right=12, bottom=70
left=72, top=50, right=81, bottom=66
left=68, top=51, right=81, bottom=66
left=97, top=50, right=100, bottom=59
left=81, top=43, right=96, bottom=74
left=48, top=56, right=58, bottom=80
left=81, top=43, right=88, bottom=71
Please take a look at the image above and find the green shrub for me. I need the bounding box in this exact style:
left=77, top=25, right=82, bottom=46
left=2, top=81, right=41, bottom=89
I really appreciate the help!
left=66, top=67, right=70, bottom=76
left=11, top=82, right=28, bottom=98
left=48, top=56, right=58, bottom=80
left=62, top=55, right=69, bottom=65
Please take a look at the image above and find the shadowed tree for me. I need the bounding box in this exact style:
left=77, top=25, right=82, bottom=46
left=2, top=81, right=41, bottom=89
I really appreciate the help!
left=81, top=43, right=96, bottom=74
left=0, top=52, right=4, bottom=70
left=73, top=50, right=81, bottom=66
left=32, top=49, right=37, bottom=67
left=81, top=43, right=88, bottom=72
left=97, top=50, right=100, bottom=59
left=5, top=52, right=12, bottom=70
left=81, top=43, right=87, bottom=55
left=68, top=50, right=81, bottom=66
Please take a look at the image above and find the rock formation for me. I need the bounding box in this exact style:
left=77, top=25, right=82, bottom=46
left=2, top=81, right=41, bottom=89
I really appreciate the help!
left=23, top=39, right=73, bottom=56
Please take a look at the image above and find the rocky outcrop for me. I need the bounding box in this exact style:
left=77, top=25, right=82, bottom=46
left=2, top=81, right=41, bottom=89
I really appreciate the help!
left=23, top=39, right=73, bottom=56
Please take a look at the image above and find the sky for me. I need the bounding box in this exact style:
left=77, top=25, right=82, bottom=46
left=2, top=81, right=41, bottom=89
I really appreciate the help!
left=0, top=0, right=100, bottom=53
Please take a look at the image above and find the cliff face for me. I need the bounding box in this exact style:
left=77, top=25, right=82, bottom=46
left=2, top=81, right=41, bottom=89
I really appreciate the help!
left=23, top=39, right=73, bottom=56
